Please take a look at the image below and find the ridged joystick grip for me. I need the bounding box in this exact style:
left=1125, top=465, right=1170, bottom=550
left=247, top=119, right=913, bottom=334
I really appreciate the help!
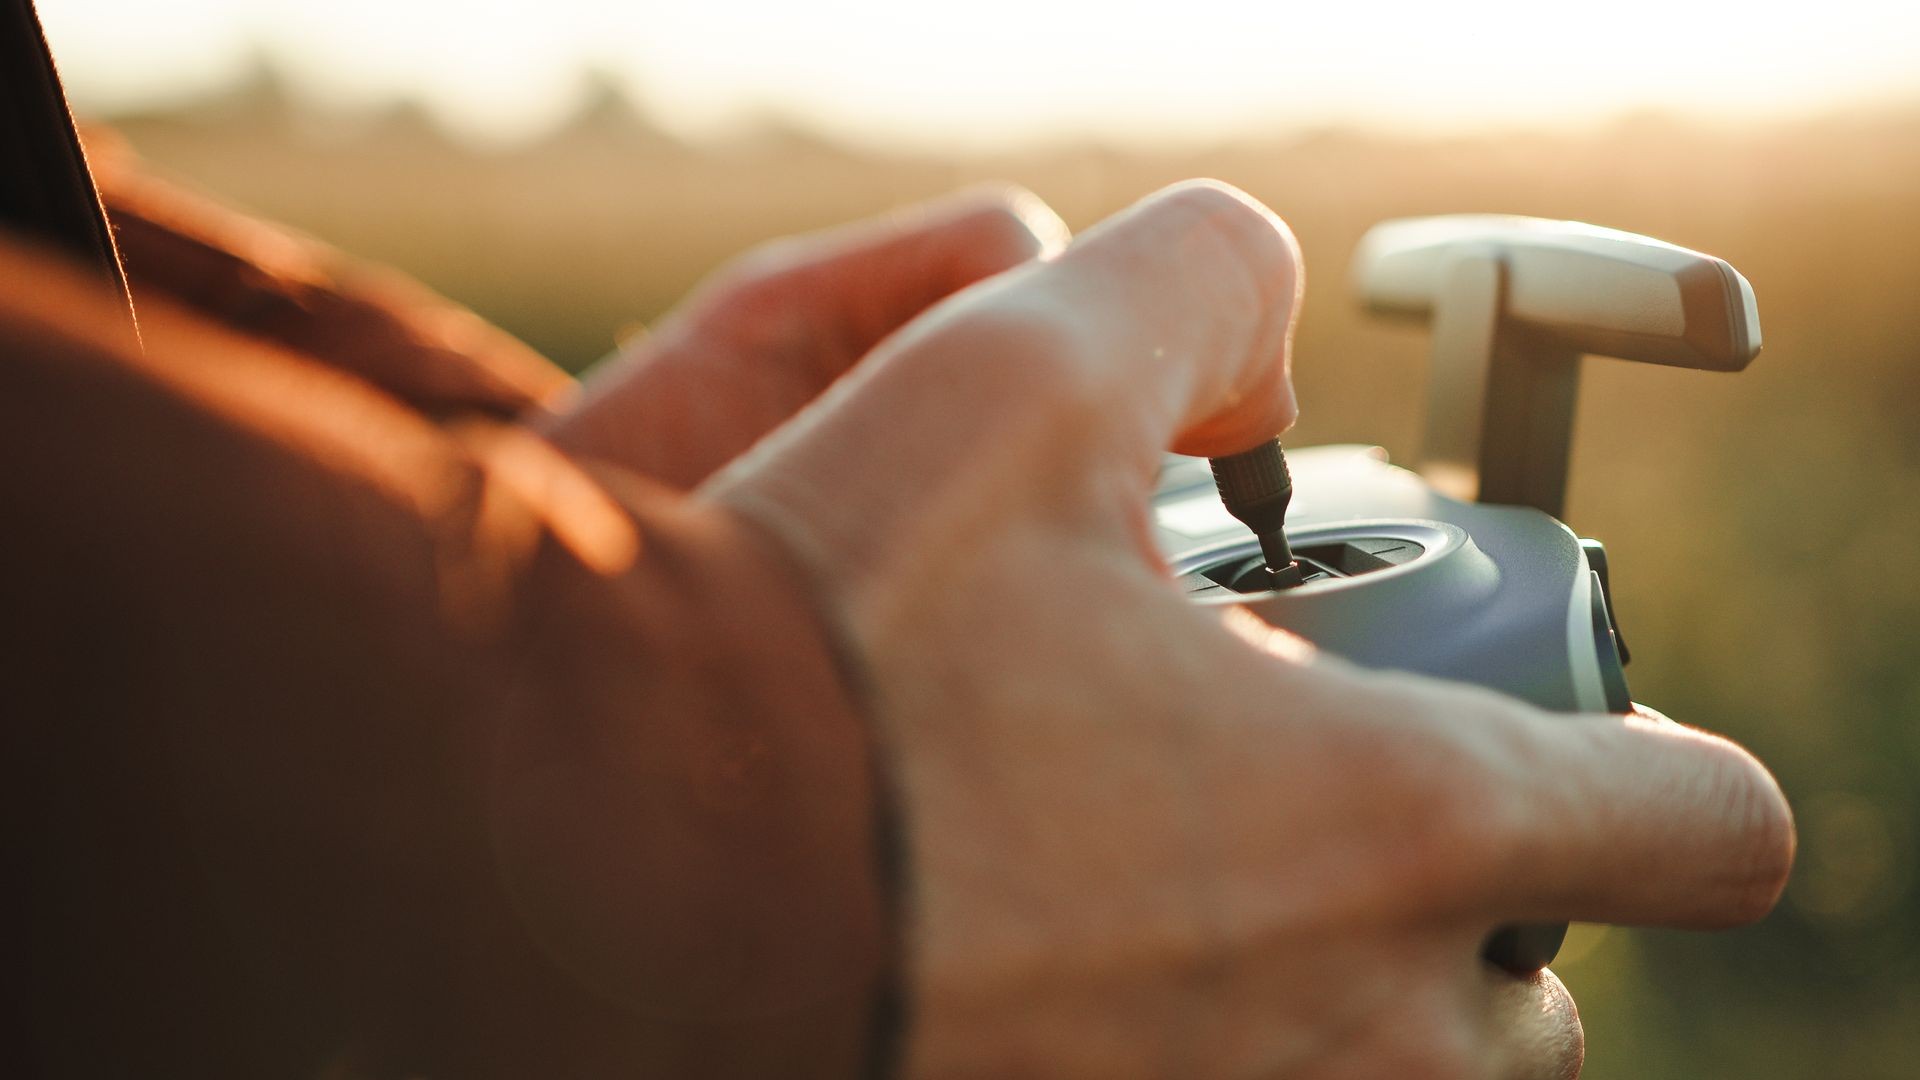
left=1208, top=439, right=1303, bottom=588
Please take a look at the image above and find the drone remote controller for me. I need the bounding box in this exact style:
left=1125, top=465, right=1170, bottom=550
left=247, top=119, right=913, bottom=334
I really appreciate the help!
left=1153, top=215, right=1763, bottom=970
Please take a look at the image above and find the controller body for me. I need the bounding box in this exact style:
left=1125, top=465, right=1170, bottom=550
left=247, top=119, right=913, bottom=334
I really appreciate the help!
left=1156, top=445, right=1631, bottom=715
left=1161, top=214, right=1763, bottom=969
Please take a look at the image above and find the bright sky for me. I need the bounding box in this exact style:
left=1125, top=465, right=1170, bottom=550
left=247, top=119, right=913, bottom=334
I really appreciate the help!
left=36, top=0, right=1920, bottom=149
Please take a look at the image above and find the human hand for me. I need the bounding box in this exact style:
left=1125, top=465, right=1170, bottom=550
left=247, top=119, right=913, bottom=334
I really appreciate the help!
left=547, top=188, right=1068, bottom=489
left=701, top=181, right=1795, bottom=1078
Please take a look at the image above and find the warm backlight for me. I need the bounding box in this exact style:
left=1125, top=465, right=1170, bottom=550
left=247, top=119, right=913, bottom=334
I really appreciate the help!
left=39, top=0, right=1920, bottom=146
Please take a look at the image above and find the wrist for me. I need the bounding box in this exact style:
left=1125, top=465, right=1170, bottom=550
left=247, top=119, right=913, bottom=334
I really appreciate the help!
left=485, top=460, right=901, bottom=1073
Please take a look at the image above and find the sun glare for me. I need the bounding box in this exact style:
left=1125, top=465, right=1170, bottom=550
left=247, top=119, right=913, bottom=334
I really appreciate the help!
left=36, top=0, right=1920, bottom=147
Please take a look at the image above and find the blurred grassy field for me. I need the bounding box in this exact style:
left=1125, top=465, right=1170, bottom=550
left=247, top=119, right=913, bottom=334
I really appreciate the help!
left=106, top=75, right=1920, bottom=1077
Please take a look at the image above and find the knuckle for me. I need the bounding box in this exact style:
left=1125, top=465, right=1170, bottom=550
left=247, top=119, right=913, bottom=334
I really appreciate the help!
left=920, top=289, right=1105, bottom=411
left=1156, top=177, right=1265, bottom=224
left=1152, top=180, right=1302, bottom=308
left=960, top=288, right=1095, bottom=362
left=1348, top=681, right=1539, bottom=901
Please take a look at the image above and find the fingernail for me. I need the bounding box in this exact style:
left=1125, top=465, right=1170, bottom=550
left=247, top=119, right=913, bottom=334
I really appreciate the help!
left=1001, top=186, right=1072, bottom=259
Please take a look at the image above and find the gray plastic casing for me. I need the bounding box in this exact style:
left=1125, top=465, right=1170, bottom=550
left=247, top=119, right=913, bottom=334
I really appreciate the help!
left=1155, top=445, right=1623, bottom=714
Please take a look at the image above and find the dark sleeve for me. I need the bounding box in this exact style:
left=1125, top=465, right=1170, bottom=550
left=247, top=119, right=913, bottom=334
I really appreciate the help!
left=84, top=129, right=575, bottom=424
left=0, top=237, right=889, bottom=1079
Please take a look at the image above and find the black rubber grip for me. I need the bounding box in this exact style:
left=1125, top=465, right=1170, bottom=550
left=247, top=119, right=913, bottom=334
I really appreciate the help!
left=1208, top=439, right=1293, bottom=530
left=1209, top=439, right=1298, bottom=576
left=1483, top=922, right=1569, bottom=974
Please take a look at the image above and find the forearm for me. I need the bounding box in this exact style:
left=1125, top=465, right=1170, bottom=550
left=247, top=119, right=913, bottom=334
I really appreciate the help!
left=492, top=455, right=893, bottom=1061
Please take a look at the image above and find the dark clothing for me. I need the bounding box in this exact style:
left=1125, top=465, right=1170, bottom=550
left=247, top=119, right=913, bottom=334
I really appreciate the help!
left=4, top=57, right=885, bottom=1080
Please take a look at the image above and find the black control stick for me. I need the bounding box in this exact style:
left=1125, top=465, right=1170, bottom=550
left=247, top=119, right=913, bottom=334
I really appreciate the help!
left=1209, top=439, right=1305, bottom=589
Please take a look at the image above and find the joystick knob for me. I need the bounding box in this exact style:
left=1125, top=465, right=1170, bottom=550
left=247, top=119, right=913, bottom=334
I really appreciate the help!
left=1209, top=439, right=1305, bottom=589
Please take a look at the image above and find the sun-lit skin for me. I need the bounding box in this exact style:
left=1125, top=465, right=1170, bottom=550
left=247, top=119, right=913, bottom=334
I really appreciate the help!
left=39, top=0, right=1920, bottom=149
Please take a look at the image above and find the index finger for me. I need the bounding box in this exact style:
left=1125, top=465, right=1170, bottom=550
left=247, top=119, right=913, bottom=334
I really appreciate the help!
left=703, top=180, right=1308, bottom=569
left=1041, top=180, right=1305, bottom=458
